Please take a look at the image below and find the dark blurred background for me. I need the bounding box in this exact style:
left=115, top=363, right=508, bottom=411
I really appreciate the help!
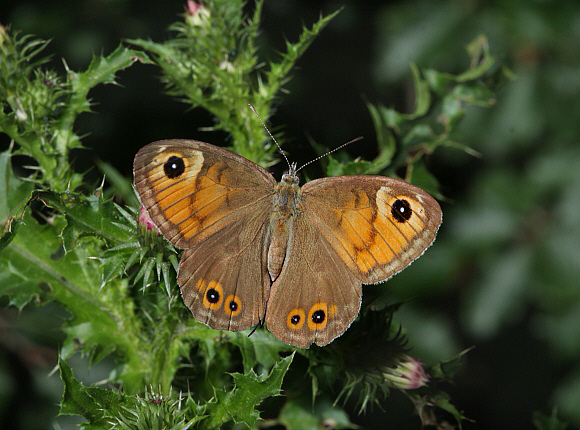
left=1, top=0, right=580, bottom=429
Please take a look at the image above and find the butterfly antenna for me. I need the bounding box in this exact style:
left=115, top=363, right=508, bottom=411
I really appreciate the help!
left=296, top=136, right=364, bottom=173
left=249, top=104, right=292, bottom=171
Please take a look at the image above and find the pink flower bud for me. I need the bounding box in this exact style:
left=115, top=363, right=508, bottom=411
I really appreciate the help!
left=138, top=207, right=159, bottom=233
left=185, top=0, right=210, bottom=26
left=383, top=355, right=429, bottom=390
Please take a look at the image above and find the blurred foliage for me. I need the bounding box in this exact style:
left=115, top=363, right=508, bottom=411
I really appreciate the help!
left=0, top=0, right=579, bottom=429
left=371, top=1, right=580, bottom=429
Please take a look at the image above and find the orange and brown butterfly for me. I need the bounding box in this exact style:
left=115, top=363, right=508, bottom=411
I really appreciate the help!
left=134, top=139, right=442, bottom=348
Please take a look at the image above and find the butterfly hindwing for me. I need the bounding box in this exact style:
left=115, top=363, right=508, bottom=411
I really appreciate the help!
left=265, top=213, right=362, bottom=348
left=179, top=206, right=272, bottom=331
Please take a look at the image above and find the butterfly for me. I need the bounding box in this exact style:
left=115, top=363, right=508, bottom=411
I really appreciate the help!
left=134, top=139, right=442, bottom=348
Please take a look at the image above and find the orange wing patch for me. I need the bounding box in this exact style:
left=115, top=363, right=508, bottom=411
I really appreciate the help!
left=307, top=303, right=329, bottom=331
left=147, top=150, right=203, bottom=230
left=324, top=187, right=428, bottom=276
left=146, top=151, right=242, bottom=240
left=224, top=294, right=242, bottom=317
left=376, top=186, right=426, bottom=242
left=180, top=162, right=247, bottom=239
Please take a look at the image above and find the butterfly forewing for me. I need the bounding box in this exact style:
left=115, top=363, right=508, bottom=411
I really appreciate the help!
left=301, top=176, right=442, bottom=284
left=134, top=140, right=276, bottom=248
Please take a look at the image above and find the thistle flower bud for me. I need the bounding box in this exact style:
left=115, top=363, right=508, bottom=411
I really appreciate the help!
left=0, top=23, right=5, bottom=47
left=138, top=207, right=159, bottom=233
left=383, top=355, right=429, bottom=390
left=185, top=0, right=210, bottom=27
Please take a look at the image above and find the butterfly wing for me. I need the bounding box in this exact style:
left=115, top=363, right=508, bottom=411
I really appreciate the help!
left=134, top=139, right=276, bottom=331
left=265, top=213, right=362, bottom=348
left=302, top=176, right=442, bottom=284
left=265, top=175, right=441, bottom=348
left=177, top=207, right=272, bottom=330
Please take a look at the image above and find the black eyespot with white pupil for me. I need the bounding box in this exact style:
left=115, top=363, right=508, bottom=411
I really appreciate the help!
left=229, top=300, right=238, bottom=312
left=164, top=156, right=185, bottom=179
left=391, top=199, right=412, bottom=223
left=290, top=314, right=301, bottom=325
left=206, top=288, right=220, bottom=304
left=311, top=309, right=326, bottom=324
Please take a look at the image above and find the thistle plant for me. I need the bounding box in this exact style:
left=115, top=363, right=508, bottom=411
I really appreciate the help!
left=0, top=2, right=507, bottom=428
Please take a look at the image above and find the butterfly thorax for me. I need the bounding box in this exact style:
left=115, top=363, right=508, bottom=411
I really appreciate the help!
left=273, top=171, right=301, bottom=215
left=267, top=171, right=302, bottom=281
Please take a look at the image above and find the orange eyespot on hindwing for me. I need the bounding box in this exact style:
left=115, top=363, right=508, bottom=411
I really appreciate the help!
left=198, top=280, right=224, bottom=311
left=224, top=294, right=242, bottom=317
left=287, top=309, right=306, bottom=330
left=308, top=303, right=328, bottom=331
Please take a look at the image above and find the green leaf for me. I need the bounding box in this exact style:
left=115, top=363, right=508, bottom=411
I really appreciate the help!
left=60, top=356, right=121, bottom=419
left=96, top=159, right=140, bottom=208
left=407, top=391, right=471, bottom=430
left=59, top=356, right=106, bottom=420
left=228, top=329, right=293, bottom=375
left=0, top=148, right=35, bottom=253
left=0, top=220, right=44, bottom=310
left=457, top=34, right=496, bottom=82
left=0, top=215, right=22, bottom=253
left=326, top=157, right=375, bottom=177
left=279, top=397, right=356, bottom=430
left=0, top=149, right=35, bottom=225
left=408, top=162, right=441, bottom=198
left=424, top=69, right=456, bottom=96
left=407, top=63, right=431, bottom=119
left=366, top=102, right=397, bottom=167
left=35, top=190, right=135, bottom=252
left=206, top=353, right=294, bottom=429
left=431, top=347, right=473, bottom=381
left=59, top=356, right=139, bottom=427
left=0, top=210, right=144, bottom=387
left=55, top=45, right=151, bottom=153
left=428, top=392, right=471, bottom=428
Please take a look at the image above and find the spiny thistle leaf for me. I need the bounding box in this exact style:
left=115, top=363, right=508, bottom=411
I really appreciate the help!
left=0, top=148, right=35, bottom=250
left=365, top=34, right=509, bottom=183
left=35, top=190, right=134, bottom=252
left=113, top=389, right=207, bottom=430
left=303, top=304, right=409, bottom=413
left=0, top=209, right=145, bottom=384
left=0, top=26, right=149, bottom=191
left=206, top=353, right=294, bottom=428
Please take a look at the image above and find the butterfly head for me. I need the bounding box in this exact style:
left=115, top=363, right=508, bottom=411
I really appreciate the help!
left=281, top=162, right=299, bottom=186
